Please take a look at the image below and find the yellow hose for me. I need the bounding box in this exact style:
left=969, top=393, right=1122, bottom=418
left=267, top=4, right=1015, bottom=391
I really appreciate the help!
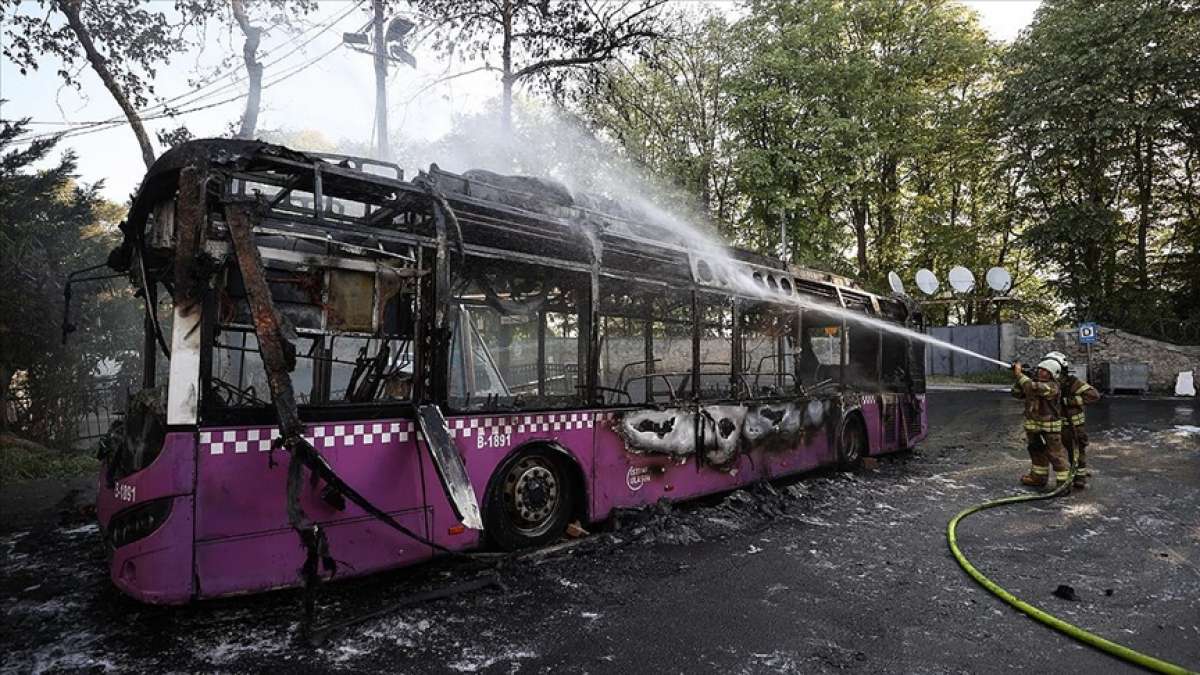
left=947, top=467, right=1197, bottom=675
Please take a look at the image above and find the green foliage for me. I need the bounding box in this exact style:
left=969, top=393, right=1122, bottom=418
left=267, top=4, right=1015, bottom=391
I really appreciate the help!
left=729, top=0, right=1000, bottom=286
left=573, top=0, right=1200, bottom=338
left=1, top=0, right=183, bottom=109
left=581, top=14, right=741, bottom=225
left=0, top=120, right=140, bottom=444
left=578, top=1, right=1024, bottom=324
left=996, top=0, right=1200, bottom=327
left=0, top=437, right=99, bottom=482
left=412, top=0, right=668, bottom=126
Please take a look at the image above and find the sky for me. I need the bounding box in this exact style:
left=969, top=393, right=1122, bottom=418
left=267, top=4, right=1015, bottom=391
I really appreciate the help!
left=0, top=1, right=1042, bottom=203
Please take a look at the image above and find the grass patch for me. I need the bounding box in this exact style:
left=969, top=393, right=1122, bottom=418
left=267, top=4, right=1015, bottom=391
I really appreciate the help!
left=0, top=439, right=99, bottom=482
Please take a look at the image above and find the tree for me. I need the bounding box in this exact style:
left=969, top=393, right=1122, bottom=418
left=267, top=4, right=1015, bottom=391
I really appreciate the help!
left=231, top=0, right=266, bottom=139
left=413, top=0, right=668, bottom=131
left=0, top=119, right=138, bottom=441
left=728, top=0, right=997, bottom=286
left=2, top=0, right=191, bottom=168
left=998, top=0, right=1200, bottom=327
left=174, top=0, right=318, bottom=140
left=578, top=14, right=741, bottom=226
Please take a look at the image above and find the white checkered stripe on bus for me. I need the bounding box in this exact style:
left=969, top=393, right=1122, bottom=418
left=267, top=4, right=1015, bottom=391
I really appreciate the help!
left=200, top=413, right=596, bottom=455
left=445, top=412, right=594, bottom=437
left=200, top=421, right=417, bottom=455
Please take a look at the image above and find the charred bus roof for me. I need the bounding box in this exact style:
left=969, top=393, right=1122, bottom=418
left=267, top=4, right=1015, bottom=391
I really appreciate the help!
left=111, top=138, right=909, bottom=318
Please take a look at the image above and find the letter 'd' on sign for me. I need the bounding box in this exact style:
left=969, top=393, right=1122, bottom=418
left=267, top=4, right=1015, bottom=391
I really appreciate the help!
left=1078, top=323, right=1098, bottom=345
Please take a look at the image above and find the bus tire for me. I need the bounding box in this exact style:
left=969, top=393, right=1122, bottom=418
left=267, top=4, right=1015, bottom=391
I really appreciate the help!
left=838, top=416, right=867, bottom=471
left=484, top=446, right=575, bottom=551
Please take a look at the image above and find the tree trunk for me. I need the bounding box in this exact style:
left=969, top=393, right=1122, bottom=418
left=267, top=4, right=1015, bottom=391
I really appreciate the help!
left=1135, top=128, right=1152, bottom=289
left=851, top=196, right=870, bottom=277
left=949, top=178, right=960, bottom=229
left=59, top=0, right=155, bottom=168
left=231, top=0, right=263, bottom=140
left=0, top=362, right=11, bottom=433
left=501, top=0, right=513, bottom=133
left=876, top=154, right=898, bottom=266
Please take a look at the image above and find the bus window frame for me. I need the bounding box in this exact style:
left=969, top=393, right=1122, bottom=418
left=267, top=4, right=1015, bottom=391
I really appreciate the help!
left=198, top=241, right=427, bottom=425
left=148, top=152, right=926, bottom=425
left=445, top=255, right=591, bottom=413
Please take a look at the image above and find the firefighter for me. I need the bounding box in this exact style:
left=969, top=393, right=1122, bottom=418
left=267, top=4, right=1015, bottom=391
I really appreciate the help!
left=1010, top=359, right=1070, bottom=489
left=1044, top=351, right=1101, bottom=488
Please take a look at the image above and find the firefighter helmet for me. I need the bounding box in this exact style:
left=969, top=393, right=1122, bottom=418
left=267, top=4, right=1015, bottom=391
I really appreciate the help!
left=1036, top=358, right=1062, bottom=378
left=1044, top=351, right=1070, bottom=370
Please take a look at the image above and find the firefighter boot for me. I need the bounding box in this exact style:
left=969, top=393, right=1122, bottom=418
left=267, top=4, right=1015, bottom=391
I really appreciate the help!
left=1020, top=467, right=1049, bottom=487
left=1074, top=446, right=1090, bottom=488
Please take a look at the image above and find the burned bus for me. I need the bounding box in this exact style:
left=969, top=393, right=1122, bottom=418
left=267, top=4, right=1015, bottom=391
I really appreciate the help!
left=96, top=139, right=927, bottom=604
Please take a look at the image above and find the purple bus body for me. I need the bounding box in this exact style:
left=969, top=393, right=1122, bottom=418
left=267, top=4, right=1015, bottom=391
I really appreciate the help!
left=98, top=394, right=926, bottom=604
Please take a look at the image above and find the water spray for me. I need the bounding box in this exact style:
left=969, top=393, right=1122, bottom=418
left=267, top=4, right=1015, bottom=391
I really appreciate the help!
left=679, top=231, right=1014, bottom=371
left=426, top=104, right=1013, bottom=372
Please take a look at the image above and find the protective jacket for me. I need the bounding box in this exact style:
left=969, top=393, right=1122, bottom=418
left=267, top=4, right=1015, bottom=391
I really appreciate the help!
left=1059, top=375, right=1100, bottom=427
left=1011, top=374, right=1062, bottom=433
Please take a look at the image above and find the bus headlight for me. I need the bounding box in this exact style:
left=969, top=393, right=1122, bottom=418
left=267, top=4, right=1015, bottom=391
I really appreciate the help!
left=107, top=498, right=173, bottom=550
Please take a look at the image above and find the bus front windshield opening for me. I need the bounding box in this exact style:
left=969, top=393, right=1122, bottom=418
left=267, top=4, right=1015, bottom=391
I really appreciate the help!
left=208, top=254, right=419, bottom=414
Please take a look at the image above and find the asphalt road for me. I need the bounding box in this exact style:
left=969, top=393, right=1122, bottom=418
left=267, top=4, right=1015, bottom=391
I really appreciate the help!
left=2, top=392, right=1198, bottom=673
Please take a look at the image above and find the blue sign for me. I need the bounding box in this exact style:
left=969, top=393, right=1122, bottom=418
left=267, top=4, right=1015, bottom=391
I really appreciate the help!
left=1078, top=322, right=1099, bottom=345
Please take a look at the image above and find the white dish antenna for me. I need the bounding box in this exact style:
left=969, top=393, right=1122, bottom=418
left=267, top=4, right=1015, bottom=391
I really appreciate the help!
left=985, top=266, right=1012, bottom=293
left=915, top=268, right=939, bottom=295
left=887, top=271, right=905, bottom=295
left=948, top=266, right=975, bottom=293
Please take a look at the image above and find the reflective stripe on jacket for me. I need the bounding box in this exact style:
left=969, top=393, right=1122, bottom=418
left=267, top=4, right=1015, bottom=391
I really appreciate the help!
left=1014, top=373, right=1062, bottom=433
left=1059, top=375, right=1101, bottom=427
left=1025, top=417, right=1063, bottom=433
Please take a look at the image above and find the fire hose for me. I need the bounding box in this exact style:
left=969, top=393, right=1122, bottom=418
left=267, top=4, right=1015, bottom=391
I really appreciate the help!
left=947, top=463, right=1196, bottom=674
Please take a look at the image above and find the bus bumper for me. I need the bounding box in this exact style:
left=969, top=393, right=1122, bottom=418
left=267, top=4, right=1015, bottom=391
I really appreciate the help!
left=97, top=431, right=197, bottom=604
left=108, top=494, right=195, bottom=604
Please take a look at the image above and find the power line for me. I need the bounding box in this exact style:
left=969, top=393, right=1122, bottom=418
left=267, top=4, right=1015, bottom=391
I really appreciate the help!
left=9, top=42, right=345, bottom=146
left=6, top=1, right=364, bottom=138
left=141, top=2, right=367, bottom=121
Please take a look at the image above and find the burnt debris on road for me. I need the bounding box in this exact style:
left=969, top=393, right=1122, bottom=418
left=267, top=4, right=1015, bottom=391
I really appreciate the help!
left=2, top=392, right=1198, bottom=673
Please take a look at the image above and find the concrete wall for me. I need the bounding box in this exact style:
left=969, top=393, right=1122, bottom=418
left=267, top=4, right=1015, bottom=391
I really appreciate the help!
left=1011, top=324, right=1200, bottom=394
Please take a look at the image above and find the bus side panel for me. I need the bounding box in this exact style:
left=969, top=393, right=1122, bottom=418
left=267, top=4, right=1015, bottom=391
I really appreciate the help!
left=97, top=432, right=196, bottom=531
left=903, top=393, right=929, bottom=447
left=750, top=428, right=837, bottom=481
left=193, top=420, right=431, bottom=599
left=590, top=412, right=750, bottom=520
left=589, top=410, right=836, bottom=523
left=426, top=412, right=596, bottom=551
left=859, top=397, right=885, bottom=455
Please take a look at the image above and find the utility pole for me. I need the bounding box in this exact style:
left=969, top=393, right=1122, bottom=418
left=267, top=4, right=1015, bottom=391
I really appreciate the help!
left=344, top=3, right=416, bottom=161
left=372, top=0, right=389, bottom=160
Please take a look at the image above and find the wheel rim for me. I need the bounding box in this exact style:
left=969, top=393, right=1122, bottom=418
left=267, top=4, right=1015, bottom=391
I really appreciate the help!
left=502, top=456, right=561, bottom=536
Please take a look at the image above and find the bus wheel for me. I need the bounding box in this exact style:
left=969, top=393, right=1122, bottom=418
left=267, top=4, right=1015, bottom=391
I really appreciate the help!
left=838, top=418, right=867, bottom=471
left=485, top=448, right=573, bottom=551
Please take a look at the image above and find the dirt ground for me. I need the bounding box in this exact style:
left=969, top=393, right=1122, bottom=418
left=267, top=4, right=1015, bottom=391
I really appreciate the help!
left=2, top=391, right=1198, bottom=674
